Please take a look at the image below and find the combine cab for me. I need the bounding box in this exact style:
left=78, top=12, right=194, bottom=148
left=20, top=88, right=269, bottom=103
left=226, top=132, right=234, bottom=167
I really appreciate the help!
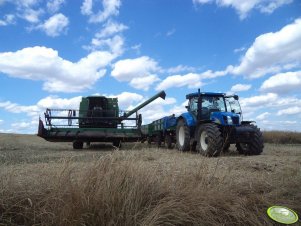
left=38, top=91, right=166, bottom=149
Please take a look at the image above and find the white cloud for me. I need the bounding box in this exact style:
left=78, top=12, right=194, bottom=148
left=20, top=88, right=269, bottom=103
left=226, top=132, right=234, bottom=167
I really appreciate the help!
left=230, top=83, right=252, bottom=92
left=156, top=73, right=202, bottom=91
left=277, top=106, right=301, bottom=115
left=47, top=0, right=65, bottom=13
left=129, top=75, right=160, bottom=91
left=240, top=93, right=278, bottom=108
left=95, top=20, right=128, bottom=38
left=0, top=119, right=3, bottom=125
left=0, top=46, right=116, bottom=92
left=166, top=65, right=195, bottom=74
left=256, top=112, right=270, bottom=120
left=193, top=0, right=293, bottom=19
left=0, top=14, right=16, bottom=26
left=111, top=56, right=160, bottom=90
left=88, top=34, right=124, bottom=56
left=36, top=13, right=69, bottom=37
left=260, top=71, right=301, bottom=94
left=21, top=8, right=44, bottom=23
left=232, top=18, right=301, bottom=78
left=81, top=0, right=121, bottom=23
left=81, top=0, right=93, bottom=15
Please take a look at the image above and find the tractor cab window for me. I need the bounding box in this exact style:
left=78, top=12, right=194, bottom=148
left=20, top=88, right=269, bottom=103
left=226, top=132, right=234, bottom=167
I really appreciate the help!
left=201, top=96, right=226, bottom=119
left=189, top=97, right=198, bottom=112
left=202, top=96, right=225, bottom=111
left=225, top=96, right=241, bottom=114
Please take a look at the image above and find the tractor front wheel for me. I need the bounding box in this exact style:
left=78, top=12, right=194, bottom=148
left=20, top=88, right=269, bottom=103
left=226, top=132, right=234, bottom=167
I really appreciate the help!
left=196, top=124, right=223, bottom=157
left=236, top=125, right=264, bottom=155
left=176, top=119, right=190, bottom=152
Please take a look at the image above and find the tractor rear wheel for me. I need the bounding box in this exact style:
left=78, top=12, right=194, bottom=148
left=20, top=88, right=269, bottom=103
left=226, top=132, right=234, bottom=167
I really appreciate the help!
left=236, top=125, right=264, bottom=155
left=196, top=123, right=223, bottom=157
left=73, top=140, right=83, bottom=149
left=176, top=119, right=190, bottom=152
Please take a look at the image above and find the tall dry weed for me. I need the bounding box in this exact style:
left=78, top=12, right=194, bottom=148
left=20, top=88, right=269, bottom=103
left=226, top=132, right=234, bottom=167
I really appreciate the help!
left=0, top=151, right=300, bottom=226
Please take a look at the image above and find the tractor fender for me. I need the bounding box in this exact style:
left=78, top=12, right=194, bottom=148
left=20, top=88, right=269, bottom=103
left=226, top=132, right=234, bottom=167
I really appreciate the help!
left=177, top=112, right=196, bottom=127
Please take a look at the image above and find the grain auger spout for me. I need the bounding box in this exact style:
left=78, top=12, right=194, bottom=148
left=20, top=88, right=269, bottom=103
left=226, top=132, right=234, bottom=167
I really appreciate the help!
left=123, top=90, right=166, bottom=119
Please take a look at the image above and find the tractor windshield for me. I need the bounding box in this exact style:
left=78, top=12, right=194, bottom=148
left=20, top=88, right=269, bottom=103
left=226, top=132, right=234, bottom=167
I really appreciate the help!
left=225, top=96, right=242, bottom=114
left=202, top=96, right=226, bottom=112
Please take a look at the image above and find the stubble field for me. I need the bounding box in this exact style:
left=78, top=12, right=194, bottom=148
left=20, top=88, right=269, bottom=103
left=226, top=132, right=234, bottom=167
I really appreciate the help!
left=0, top=133, right=300, bottom=225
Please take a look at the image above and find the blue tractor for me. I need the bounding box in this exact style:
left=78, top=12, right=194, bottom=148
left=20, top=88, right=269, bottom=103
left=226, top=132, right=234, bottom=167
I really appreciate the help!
left=176, top=89, right=264, bottom=156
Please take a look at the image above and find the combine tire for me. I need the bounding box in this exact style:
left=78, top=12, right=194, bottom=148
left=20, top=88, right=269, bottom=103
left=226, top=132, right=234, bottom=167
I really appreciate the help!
left=196, top=123, right=223, bottom=157
left=236, top=125, right=264, bottom=155
left=176, top=119, right=190, bottom=152
left=73, top=140, right=83, bottom=149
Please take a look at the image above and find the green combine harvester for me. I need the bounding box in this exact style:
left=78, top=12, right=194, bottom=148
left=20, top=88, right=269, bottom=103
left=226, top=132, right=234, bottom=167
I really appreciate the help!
left=38, top=91, right=166, bottom=149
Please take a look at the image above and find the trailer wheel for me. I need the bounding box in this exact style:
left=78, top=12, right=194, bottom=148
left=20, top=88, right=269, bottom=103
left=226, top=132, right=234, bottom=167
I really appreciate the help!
left=113, top=140, right=122, bottom=148
left=196, top=123, right=223, bottom=157
left=73, top=140, right=83, bottom=149
left=236, top=125, right=263, bottom=155
left=156, top=132, right=162, bottom=148
left=165, top=133, right=173, bottom=149
left=176, top=119, right=190, bottom=152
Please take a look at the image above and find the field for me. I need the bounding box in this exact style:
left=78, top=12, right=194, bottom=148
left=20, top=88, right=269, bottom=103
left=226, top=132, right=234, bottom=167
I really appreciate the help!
left=0, top=133, right=300, bottom=226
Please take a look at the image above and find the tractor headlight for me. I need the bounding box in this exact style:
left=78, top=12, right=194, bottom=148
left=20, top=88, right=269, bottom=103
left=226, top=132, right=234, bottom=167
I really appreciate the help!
left=227, top=116, right=233, bottom=125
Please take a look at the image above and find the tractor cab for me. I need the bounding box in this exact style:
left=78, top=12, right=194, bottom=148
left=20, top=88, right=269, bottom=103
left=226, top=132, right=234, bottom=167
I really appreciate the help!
left=186, top=91, right=242, bottom=126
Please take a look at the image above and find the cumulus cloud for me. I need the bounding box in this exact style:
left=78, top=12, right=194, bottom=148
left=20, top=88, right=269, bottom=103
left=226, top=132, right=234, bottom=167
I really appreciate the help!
left=81, top=0, right=121, bottom=23
left=36, top=13, right=69, bottom=37
left=240, top=93, right=278, bottom=108
left=166, top=65, right=195, bottom=74
left=193, top=0, right=293, bottom=19
left=260, top=71, right=301, bottom=94
left=0, top=46, right=116, bottom=92
left=232, top=18, right=301, bottom=78
left=47, top=0, right=65, bottom=13
left=156, top=73, right=202, bottom=91
left=111, top=56, right=160, bottom=90
left=230, top=83, right=252, bottom=92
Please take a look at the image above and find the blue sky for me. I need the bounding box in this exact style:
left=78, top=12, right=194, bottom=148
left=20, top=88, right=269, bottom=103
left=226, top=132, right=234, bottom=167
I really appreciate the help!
left=0, top=0, right=301, bottom=133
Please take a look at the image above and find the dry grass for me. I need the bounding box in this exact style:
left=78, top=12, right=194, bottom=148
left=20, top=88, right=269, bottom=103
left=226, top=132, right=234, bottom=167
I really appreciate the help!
left=0, top=134, right=300, bottom=225
left=263, top=130, right=301, bottom=144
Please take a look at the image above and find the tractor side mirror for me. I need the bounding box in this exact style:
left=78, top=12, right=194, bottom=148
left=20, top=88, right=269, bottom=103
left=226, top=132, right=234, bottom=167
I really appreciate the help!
left=234, top=95, right=239, bottom=100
